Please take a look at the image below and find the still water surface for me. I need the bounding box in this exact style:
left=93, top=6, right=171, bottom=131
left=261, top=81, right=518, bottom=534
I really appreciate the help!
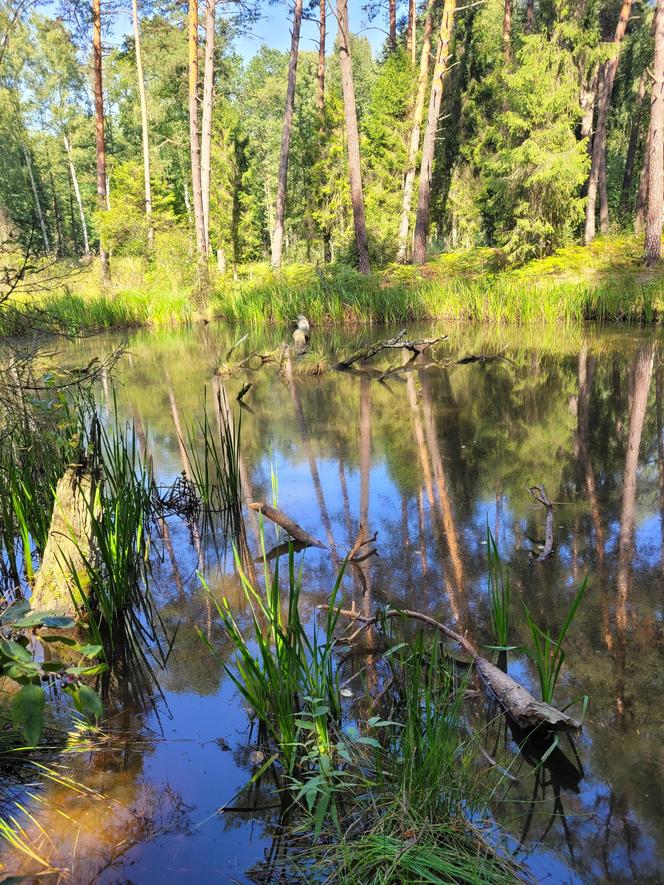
left=2, top=321, right=664, bottom=883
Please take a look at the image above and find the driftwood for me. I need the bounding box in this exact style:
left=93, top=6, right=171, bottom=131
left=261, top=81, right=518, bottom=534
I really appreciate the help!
left=327, top=606, right=580, bottom=733
left=528, top=484, right=554, bottom=561
left=249, top=501, right=327, bottom=549
left=336, top=330, right=447, bottom=370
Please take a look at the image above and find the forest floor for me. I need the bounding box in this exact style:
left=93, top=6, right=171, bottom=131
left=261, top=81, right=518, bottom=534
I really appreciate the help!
left=3, top=233, right=664, bottom=336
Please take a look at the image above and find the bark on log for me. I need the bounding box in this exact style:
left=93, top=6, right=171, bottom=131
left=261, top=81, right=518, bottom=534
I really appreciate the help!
left=328, top=605, right=580, bottom=732
left=30, top=468, right=100, bottom=617
left=249, top=501, right=327, bottom=548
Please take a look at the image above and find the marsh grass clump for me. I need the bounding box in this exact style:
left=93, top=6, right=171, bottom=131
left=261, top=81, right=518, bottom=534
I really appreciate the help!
left=207, top=528, right=520, bottom=882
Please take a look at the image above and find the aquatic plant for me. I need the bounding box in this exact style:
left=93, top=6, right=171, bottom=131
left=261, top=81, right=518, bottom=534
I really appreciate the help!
left=523, top=577, right=588, bottom=704
left=181, top=388, right=243, bottom=531
left=486, top=526, right=511, bottom=653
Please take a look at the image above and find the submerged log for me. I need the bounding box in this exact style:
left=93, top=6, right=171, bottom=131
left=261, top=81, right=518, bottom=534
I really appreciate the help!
left=30, top=467, right=99, bottom=617
left=336, top=330, right=447, bottom=370
left=328, top=605, right=580, bottom=732
left=248, top=501, right=327, bottom=549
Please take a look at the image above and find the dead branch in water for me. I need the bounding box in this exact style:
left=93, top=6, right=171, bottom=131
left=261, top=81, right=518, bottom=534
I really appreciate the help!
left=336, top=330, right=447, bottom=370
left=249, top=501, right=327, bottom=549
left=323, top=605, right=580, bottom=732
left=528, top=484, right=554, bottom=561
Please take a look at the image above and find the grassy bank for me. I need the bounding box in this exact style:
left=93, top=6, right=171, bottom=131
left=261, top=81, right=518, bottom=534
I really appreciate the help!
left=3, top=235, right=664, bottom=335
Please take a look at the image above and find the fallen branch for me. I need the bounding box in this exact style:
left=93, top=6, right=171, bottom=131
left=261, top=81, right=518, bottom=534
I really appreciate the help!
left=528, top=484, right=554, bottom=561
left=325, top=605, right=580, bottom=732
left=337, top=331, right=447, bottom=370
left=249, top=501, right=327, bottom=549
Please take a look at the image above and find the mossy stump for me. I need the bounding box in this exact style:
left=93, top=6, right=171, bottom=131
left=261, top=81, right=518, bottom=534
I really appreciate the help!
left=30, top=467, right=99, bottom=617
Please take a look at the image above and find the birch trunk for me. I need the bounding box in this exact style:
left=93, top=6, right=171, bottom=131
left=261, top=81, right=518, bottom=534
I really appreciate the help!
left=201, top=0, right=216, bottom=251
left=188, top=0, right=206, bottom=256
left=397, top=0, right=435, bottom=262
left=63, top=133, right=90, bottom=257
left=22, top=144, right=50, bottom=255
left=271, top=0, right=303, bottom=268
left=337, top=0, right=370, bottom=274
left=584, top=0, right=634, bottom=244
left=412, top=0, right=457, bottom=265
left=645, top=0, right=664, bottom=265
left=92, top=0, right=110, bottom=281
left=132, top=0, right=153, bottom=250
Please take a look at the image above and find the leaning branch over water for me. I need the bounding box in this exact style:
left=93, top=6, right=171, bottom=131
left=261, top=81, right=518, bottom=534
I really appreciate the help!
left=249, top=501, right=327, bottom=548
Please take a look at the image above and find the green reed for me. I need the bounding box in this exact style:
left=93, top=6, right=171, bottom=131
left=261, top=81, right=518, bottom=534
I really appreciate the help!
left=181, top=388, right=242, bottom=530
left=486, top=526, right=511, bottom=652
left=523, top=577, right=588, bottom=704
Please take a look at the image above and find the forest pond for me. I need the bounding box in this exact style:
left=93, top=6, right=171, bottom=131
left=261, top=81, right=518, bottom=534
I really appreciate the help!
left=2, top=321, right=664, bottom=884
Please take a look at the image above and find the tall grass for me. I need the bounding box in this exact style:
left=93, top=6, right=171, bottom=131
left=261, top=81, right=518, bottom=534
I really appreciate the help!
left=3, top=235, right=664, bottom=335
left=180, top=388, right=243, bottom=532
left=486, top=526, right=511, bottom=653
left=523, top=578, right=588, bottom=705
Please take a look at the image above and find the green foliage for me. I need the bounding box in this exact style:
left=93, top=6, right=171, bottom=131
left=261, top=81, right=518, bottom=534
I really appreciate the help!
left=524, top=577, right=588, bottom=704
left=487, top=526, right=511, bottom=651
left=0, top=599, right=105, bottom=746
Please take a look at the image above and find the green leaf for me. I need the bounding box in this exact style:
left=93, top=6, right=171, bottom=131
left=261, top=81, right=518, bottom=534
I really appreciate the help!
left=0, top=639, right=32, bottom=663
left=40, top=635, right=79, bottom=646
left=11, top=684, right=45, bottom=746
left=0, top=599, right=30, bottom=625
left=66, top=684, right=103, bottom=720
left=41, top=662, right=66, bottom=673
left=65, top=663, right=108, bottom=677
left=73, top=644, right=103, bottom=659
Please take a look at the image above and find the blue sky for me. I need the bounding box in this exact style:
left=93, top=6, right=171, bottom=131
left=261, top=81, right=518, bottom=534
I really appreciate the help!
left=100, top=2, right=386, bottom=58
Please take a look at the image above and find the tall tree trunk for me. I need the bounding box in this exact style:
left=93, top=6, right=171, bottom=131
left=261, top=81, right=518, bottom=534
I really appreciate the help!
left=132, top=0, right=153, bottom=250
left=92, top=0, right=110, bottom=281
left=22, top=144, right=50, bottom=255
left=635, top=122, right=650, bottom=233
left=412, top=0, right=457, bottom=266
left=584, top=0, right=634, bottom=245
left=337, top=0, right=370, bottom=274
left=63, top=133, right=90, bottom=257
left=188, top=0, right=206, bottom=256
left=502, top=0, right=512, bottom=61
left=397, top=0, right=435, bottom=262
left=407, top=0, right=417, bottom=65
left=620, top=69, right=647, bottom=215
left=525, top=0, right=535, bottom=32
left=200, top=0, right=216, bottom=252
left=599, top=144, right=609, bottom=233
left=317, top=0, right=325, bottom=115
left=271, top=0, right=303, bottom=269
left=645, top=0, right=664, bottom=265
left=389, top=0, right=397, bottom=49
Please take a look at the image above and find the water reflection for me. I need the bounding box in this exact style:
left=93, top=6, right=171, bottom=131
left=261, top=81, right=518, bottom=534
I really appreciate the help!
left=2, top=322, right=664, bottom=883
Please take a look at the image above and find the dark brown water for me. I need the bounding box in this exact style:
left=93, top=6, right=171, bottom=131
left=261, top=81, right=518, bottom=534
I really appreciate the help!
left=2, top=321, right=664, bottom=883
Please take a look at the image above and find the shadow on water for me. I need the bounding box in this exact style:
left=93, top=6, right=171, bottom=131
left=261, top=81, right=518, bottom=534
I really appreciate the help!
left=2, top=320, right=664, bottom=882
